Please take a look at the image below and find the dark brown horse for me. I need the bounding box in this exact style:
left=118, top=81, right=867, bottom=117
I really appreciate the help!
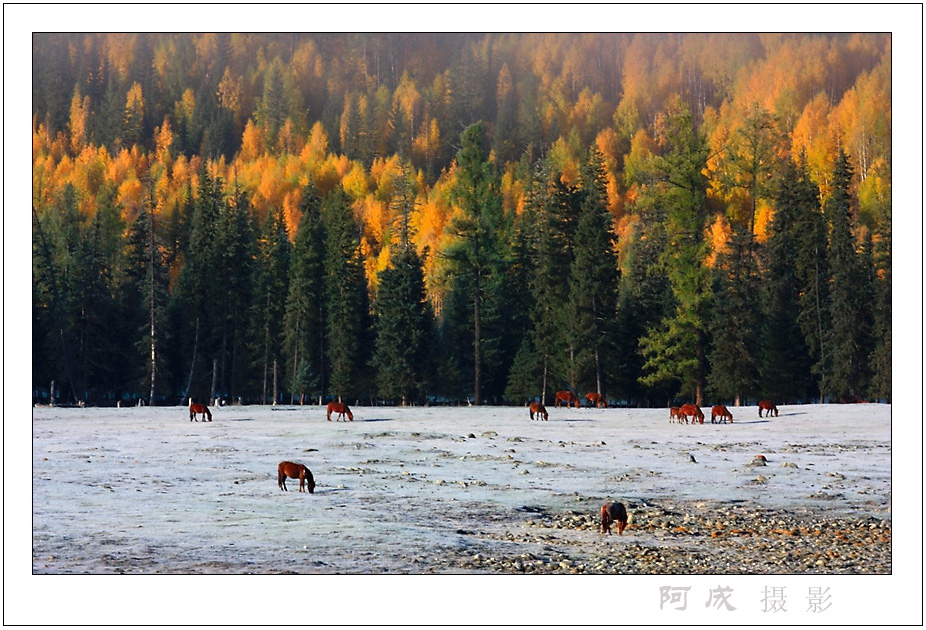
left=711, top=405, right=733, bottom=424
left=278, top=461, right=315, bottom=493
left=585, top=392, right=605, bottom=408
left=529, top=402, right=549, bottom=421
left=680, top=404, right=704, bottom=425
left=758, top=400, right=779, bottom=417
left=189, top=402, right=212, bottom=422
left=600, top=501, right=628, bottom=535
left=554, top=391, right=580, bottom=409
left=326, top=402, right=353, bottom=421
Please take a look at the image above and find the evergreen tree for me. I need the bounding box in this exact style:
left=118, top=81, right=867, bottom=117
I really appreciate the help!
left=761, top=157, right=814, bottom=402
left=371, top=165, right=436, bottom=404
left=121, top=187, right=170, bottom=404
left=789, top=154, right=829, bottom=400
left=251, top=205, right=291, bottom=403
left=441, top=122, right=509, bottom=403
left=324, top=187, right=370, bottom=401
left=214, top=181, right=257, bottom=400
left=822, top=150, right=869, bottom=400
left=707, top=227, right=761, bottom=404
left=869, top=198, right=891, bottom=401
left=613, top=203, right=674, bottom=405
left=283, top=183, right=327, bottom=404
left=638, top=98, right=712, bottom=405
left=570, top=149, right=620, bottom=398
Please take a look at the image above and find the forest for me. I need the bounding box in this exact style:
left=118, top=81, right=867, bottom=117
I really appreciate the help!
left=31, top=33, right=891, bottom=407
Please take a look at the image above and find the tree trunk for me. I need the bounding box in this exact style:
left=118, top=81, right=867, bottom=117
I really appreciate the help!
left=210, top=358, right=218, bottom=403
left=473, top=276, right=481, bottom=406
left=272, top=359, right=278, bottom=405
left=181, top=318, right=200, bottom=405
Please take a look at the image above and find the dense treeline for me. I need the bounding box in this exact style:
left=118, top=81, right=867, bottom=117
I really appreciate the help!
left=32, top=33, right=891, bottom=406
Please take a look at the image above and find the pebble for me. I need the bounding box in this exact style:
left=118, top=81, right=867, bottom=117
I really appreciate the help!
left=445, top=499, right=890, bottom=575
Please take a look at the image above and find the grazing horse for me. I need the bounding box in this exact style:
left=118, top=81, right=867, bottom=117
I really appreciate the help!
left=554, top=391, right=580, bottom=409
left=189, top=402, right=212, bottom=422
left=585, top=392, right=605, bottom=408
left=529, top=402, right=549, bottom=421
left=669, top=407, right=682, bottom=423
left=711, top=405, right=733, bottom=424
left=326, top=401, right=353, bottom=422
left=758, top=400, right=779, bottom=417
left=680, top=404, right=704, bottom=425
left=600, top=501, right=628, bottom=535
left=278, top=461, right=315, bottom=493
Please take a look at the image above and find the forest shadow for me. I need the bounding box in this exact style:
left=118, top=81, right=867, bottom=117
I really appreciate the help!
left=360, top=417, right=391, bottom=422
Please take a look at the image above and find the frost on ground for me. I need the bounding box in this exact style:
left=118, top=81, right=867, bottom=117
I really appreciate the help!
left=32, top=403, right=891, bottom=574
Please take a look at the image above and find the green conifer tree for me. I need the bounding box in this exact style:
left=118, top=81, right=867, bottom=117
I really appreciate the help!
left=283, top=183, right=327, bottom=403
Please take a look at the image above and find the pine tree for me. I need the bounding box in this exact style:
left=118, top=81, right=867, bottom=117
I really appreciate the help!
left=283, top=183, right=327, bottom=404
left=707, top=227, right=761, bottom=404
left=638, top=98, right=712, bottom=405
left=570, top=148, right=619, bottom=398
left=122, top=187, right=170, bottom=404
left=613, top=202, right=674, bottom=405
left=761, top=157, right=814, bottom=402
left=251, top=205, right=291, bottom=404
left=372, top=165, right=436, bottom=404
left=442, top=122, right=509, bottom=403
left=822, top=150, right=869, bottom=400
left=869, top=198, right=891, bottom=401
left=324, top=187, right=370, bottom=401
left=789, top=154, right=829, bottom=400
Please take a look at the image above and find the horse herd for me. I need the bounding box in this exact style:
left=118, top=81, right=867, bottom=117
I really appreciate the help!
left=529, top=392, right=779, bottom=425
left=185, top=396, right=777, bottom=533
left=669, top=399, right=779, bottom=424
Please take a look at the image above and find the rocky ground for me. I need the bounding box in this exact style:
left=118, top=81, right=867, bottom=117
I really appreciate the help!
left=436, top=499, right=891, bottom=575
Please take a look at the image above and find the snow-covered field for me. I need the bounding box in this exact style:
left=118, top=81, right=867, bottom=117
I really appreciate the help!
left=31, top=402, right=890, bottom=575
left=17, top=401, right=915, bottom=625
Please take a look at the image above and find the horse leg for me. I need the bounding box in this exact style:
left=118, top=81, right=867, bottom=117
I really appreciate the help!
left=279, top=472, right=287, bottom=491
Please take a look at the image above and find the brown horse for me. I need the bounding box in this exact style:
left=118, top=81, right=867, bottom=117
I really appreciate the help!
left=600, top=501, right=628, bottom=535
left=711, top=405, right=733, bottom=424
left=529, top=402, right=549, bottom=421
left=585, top=392, right=605, bottom=408
left=278, top=461, right=315, bottom=493
left=326, top=402, right=353, bottom=421
left=680, top=404, right=704, bottom=425
left=758, top=400, right=779, bottom=417
left=669, top=407, right=682, bottom=423
left=554, top=391, right=580, bottom=408
left=189, top=402, right=212, bottom=422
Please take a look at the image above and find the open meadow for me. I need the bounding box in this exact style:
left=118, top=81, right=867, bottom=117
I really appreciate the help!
left=32, top=402, right=890, bottom=575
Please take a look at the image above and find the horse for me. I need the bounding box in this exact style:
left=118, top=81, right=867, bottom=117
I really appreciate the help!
left=529, top=402, right=549, bottom=421
left=711, top=404, right=733, bottom=424
left=669, top=407, right=683, bottom=423
left=554, top=391, right=580, bottom=408
left=600, top=501, right=628, bottom=535
left=585, top=392, right=605, bottom=408
left=758, top=400, right=779, bottom=417
left=189, top=402, right=212, bottom=422
left=326, top=401, right=353, bottom=422
left=278, top=461, right=315, bottom=493
left=679, top=404, right=704, bottom=425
